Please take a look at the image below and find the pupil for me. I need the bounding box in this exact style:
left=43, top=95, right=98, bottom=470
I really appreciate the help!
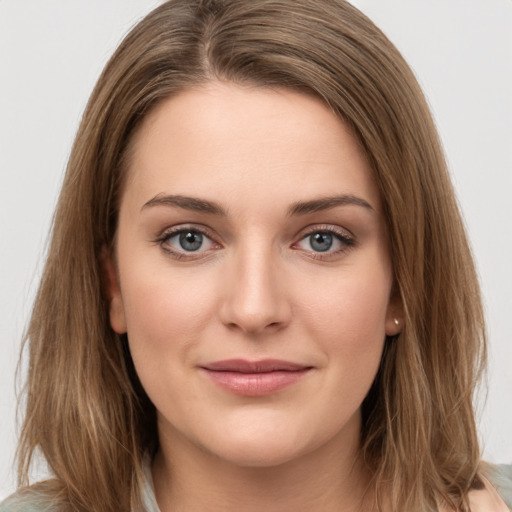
left=310, top=232, right=333, bottom=252
left=179, top=231, right=203, bottom=251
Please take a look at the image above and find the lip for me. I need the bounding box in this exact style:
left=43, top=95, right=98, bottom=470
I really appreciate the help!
left=200, top=359, right=312, bottom=397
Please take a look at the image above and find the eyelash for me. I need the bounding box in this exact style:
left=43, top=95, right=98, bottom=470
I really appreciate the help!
left=293, top=225, right=356, bottom=260
left=155, top=225, right=221, bottom=260
left=155, top=224, right=356, bottom=261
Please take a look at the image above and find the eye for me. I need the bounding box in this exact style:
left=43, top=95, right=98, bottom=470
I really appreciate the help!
left=174, top=231, right=206, bottom=252
left=158, top=226, right=219, bottom=258
left=293, top=227, right=355, bottom=257
left=308, top=232, right=335, bottom=252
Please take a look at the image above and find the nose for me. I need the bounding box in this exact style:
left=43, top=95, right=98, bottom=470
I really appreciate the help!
left=219, top=246, right=292, bottom=335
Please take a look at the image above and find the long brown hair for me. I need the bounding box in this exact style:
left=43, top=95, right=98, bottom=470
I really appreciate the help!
left=17, top=1, right=486, bottom=510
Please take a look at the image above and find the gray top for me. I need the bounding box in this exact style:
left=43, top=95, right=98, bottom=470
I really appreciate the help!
left=489, top=464, right=512, bottom=510
left=2, top=464, right=511, bottom=511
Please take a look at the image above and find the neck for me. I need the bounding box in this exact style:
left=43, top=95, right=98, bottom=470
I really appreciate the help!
left=152, top=422, right=374, bottom=512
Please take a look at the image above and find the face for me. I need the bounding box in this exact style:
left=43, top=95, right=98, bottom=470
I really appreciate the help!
left=108, top=82, right=402, bottom=469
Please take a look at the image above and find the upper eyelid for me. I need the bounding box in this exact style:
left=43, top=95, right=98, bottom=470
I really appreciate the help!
left=158, top=224, right=218, bottom=241
left=295, top=224, right=355, bottom=240
left=292, top=225, right=357, bottom=254
left=155, top=223, right=355, bottom=247
left=157, top=226, right=221, bottom=259
left=155, top=225, right=221, bottom=256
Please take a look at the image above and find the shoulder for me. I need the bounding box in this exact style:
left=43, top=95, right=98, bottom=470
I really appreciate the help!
left=486, top=464, right=512, bottom=510
left=0, top=493, right=49, bottom=512
left=0, top=483, right=62, bottom=512
left=466, top=463, right=512, bottom=512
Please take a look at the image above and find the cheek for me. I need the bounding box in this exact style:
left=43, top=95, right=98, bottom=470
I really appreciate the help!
left=117, top=257, right=218, bottom=372
left=304, top=266, right=391, bottom=344
left=120, top=271, right=216, bottom=419
left=297, top=261, right=391, bottom=393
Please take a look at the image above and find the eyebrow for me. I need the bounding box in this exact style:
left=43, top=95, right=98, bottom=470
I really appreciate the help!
left=287, top=195, right=374, bottom=216
left=141, top=193, right=374, bottom=216
left=141, top=194, right=227, bottom=215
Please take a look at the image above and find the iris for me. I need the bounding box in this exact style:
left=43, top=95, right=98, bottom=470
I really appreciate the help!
left=309, top=232, right=333, bottom=252
left=179, top=231, right=203, bottom=251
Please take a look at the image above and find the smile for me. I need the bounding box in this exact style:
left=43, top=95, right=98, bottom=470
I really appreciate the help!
left=200, top=359, right=313, bottom=397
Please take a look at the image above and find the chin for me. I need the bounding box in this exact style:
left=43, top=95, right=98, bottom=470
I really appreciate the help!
left=213, top=438, right=310, bottom=469
left=200, top=415, right=350, bottom=470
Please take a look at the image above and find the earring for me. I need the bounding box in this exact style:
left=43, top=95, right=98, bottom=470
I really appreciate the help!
left=394, top=318, right=400, bottom=326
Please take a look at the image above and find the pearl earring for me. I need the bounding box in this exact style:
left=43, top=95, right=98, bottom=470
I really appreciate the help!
left=394, top=318, right=400, bottom=326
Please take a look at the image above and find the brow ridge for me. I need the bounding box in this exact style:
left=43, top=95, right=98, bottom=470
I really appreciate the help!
left=141, top=193, right=373, bottom=217
left=141, top=194, right=226, bottom=215
left=288, top=195, right=374, bottom=216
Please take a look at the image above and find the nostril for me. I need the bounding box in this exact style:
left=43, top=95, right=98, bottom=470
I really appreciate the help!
left=218, top=277, right=292, bottom=334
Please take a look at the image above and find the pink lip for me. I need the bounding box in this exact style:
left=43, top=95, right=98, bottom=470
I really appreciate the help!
left=200, top=359, right=312, bottom=397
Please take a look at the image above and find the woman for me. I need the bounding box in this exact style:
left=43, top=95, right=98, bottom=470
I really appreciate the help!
left=1, top=0, right=510, bottom=511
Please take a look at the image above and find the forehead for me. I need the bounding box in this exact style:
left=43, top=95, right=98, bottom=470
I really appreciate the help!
left=123, top=81, right=381, bottom=213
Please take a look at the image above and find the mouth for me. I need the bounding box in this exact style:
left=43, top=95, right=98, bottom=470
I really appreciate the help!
left=200, top=359, right=313, bottom=396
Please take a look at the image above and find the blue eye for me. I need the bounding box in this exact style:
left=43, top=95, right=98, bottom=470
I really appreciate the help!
left=295, top=228, right=354, bottom=256
left=309, top=232, right=333, bottom=252
left=161, top=228, right=217, bottom=255
left=178, top=231, right=204, bottom=251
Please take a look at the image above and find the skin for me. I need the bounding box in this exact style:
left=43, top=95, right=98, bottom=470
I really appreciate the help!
left=107, top=82, right=402, bottom=512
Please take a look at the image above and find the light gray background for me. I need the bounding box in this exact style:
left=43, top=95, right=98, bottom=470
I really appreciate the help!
left=1, top=0, right=511, bottom=501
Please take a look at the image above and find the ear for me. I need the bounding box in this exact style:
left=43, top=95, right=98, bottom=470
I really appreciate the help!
left=100, top=246, right=127, bottom=334
left=385, top=288, right=404, bottom=337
